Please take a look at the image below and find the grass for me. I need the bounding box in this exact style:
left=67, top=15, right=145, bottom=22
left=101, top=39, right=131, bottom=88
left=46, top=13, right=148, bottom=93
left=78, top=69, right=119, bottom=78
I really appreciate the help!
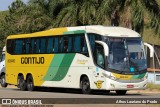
left=147, top=83, right=160, bottom=90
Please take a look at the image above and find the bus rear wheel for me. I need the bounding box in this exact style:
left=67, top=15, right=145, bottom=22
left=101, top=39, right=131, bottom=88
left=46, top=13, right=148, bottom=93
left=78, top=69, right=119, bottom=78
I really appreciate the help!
left=27, top=75, right=35, bottom=91
left=116, top=90, right=127, bottom=95
left=0, top=74, right=8, bottom=88
left=18, top=75, right=27, bottom=91
left=81, top=76, right=91, bottom=94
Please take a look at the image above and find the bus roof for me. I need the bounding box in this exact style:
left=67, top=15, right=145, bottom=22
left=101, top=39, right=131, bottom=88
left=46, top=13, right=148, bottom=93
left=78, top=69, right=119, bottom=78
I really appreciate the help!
left=7, top=25, right=140, bottom=39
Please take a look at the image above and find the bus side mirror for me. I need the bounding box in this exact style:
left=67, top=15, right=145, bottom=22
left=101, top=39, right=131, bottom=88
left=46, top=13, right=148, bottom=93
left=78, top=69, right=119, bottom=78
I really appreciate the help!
left=144, top=43, right=154, bottom=58
left=95, top=41, right=109, bottom=56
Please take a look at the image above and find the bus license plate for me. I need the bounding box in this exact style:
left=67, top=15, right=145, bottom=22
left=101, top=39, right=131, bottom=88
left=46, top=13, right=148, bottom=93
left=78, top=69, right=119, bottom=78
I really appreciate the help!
left=127, top=85, right=134, bottom=88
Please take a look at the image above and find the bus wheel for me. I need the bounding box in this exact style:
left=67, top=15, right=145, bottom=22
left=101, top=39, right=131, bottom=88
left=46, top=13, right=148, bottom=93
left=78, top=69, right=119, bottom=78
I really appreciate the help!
left=81, top=76, right=91, bottom=94
left=18, top=75, right=27, bottom=91
left=116, top=90, right=127, bottom=95
left=0, top=74, right=8, bottom=88
left=27, top=75, right=35, bottom=91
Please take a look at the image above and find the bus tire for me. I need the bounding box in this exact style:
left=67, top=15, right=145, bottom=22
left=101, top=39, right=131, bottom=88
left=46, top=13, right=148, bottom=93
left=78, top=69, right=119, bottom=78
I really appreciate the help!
left=0, top=74, right=8, bottom=88
left=27, top=75, right=35, bottom=91
left=81, top=76, right=91, bottom=94
left=116, top=90, right=127, bottom=95
left=18, top=75, right=27, bottom=91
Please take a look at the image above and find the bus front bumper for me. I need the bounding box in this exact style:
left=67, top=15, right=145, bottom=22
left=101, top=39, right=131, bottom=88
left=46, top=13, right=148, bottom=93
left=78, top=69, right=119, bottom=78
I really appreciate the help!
left=106, top=79, right=147, bottom=90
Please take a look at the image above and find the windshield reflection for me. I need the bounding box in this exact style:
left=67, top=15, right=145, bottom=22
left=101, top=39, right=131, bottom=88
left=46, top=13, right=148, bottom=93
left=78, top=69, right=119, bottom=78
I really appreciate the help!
left=107, top=38, right=147, bottom=73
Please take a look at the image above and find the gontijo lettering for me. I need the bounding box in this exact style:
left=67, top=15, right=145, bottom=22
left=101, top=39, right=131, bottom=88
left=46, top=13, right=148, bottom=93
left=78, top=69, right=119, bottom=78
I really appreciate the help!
left=21, top=57, right=44, bottom=64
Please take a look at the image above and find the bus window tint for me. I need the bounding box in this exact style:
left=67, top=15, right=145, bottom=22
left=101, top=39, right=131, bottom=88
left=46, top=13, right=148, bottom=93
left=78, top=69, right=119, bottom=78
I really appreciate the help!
left=40, top=38, right=46, bottom=53
left=88, top=36, right=95, bottom=52
left=81, top=36, right=88, bottom=52
left=25, top=39, right=33, bottom=54
left=25, top=39, right=29, bottom=54
left=15, top=39, right=23, bottom=54
left=35, top=39, right=40, bottom=53
left=7, top=39, right=14, bottom=54
left=47, top=37, right=54, bottom=53
left=54, top=38, right=59, bottom=53
left=74, top=36, right=81, bottom=52
left=88, top=34, right=102, bottom=53
left=31, top=39, right=35, bottom=53
left=7, top=34, right=88, bottom=55
left=60, top=37, right=64, bottom=52
left=63, top=37, right=68, bottom=52
left=68, top=37, right=73, bottom=52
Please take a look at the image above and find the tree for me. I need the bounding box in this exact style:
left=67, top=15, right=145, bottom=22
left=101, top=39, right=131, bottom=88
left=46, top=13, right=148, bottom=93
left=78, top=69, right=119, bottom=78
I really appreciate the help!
left=54, top=0, right=98, bottom=27
left=96, top=0, right=160, bottom=35
left=0, top=0, right=53, bottom=37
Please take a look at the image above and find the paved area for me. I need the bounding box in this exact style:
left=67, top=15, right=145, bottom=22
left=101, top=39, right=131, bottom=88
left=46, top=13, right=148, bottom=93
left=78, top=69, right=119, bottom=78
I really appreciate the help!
left=0, top=85, right=160, bottom=98
left=0, top=86, right=160, bottom=107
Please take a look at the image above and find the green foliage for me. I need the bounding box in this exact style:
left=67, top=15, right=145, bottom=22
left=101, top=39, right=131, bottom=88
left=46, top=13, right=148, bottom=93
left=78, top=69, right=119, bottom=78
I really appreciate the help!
left=147, top=83, right=160, bottom=90
left=0, top=0, right=160, bottom=47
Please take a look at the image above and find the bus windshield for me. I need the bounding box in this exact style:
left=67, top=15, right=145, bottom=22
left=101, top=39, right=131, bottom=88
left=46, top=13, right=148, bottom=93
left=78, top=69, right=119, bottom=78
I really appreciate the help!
left=107, top=37, right=147, bottom=74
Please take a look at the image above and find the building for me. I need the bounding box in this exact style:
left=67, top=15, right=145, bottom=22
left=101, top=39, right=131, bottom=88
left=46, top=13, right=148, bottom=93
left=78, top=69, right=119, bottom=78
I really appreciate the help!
left=147, top=68, right=160, bottom=84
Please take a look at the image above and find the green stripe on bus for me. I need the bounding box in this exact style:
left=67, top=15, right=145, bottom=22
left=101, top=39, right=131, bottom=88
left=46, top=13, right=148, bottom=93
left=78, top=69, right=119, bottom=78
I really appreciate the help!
left=63, top=30, right=86, bottom=35
left=43, top=54, right=65, bottom=81
left=51, top=54, right=75, bottom=81
left=137, top=73, right=145, bottom=79
left=74, top=30, right=86, bottom=34
left=63, top=31, right=75, bottom=35
left=131, top=75, right=139, bottom=79
left=132, top=73, right=145, bottom=79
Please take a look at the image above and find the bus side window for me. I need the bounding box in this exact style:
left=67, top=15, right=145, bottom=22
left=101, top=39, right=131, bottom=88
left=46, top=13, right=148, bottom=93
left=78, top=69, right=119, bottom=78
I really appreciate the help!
left=7, top=39, right=15, bottom=54
left=47, top=37, right=54, bottom=53
left=88, top=35, right=95, bottom=52
left=35, top=39, right=40, bottom=53
left=40, top=38, right=46, bottom=53
left=25, top=39, right=31, bottom=54
left=63, top=37, right=68, bottom=52
left=59, top=37, right=64, bottom=52
left=25, top=39, right=30, bottom=54
left=68, top=37, right=73, bottom=52
left=31, top=39, right=35, bottom=53
left=81, top=35, right=88, bottom=53
left=96, top=44, right=105, bottom=69
left=54, top=37, right=59, bottom=53
left=15, top=39, right=23, bottom=54
left=74, top=35, right=81, bottom=52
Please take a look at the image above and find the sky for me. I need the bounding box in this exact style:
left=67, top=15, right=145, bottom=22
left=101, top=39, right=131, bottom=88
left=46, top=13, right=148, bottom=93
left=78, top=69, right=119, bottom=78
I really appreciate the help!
left=0, top=0, right=29, bottom=11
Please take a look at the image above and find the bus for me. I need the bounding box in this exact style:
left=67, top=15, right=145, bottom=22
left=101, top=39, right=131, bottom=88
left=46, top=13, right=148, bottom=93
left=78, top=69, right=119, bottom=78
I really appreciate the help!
left=0, top=46, right=7, bottom=87
left=5, top=25, right=148, bottom=95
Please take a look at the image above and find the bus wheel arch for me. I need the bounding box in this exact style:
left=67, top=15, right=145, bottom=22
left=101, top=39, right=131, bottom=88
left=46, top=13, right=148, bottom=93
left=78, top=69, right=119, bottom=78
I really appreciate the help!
left=80, top=75, right=91, bottom=94
left=26, top=74, right=35, bottom=91
left=0, top=72, right=8, bottom=88
left=17, top=73, right=27, bottom=91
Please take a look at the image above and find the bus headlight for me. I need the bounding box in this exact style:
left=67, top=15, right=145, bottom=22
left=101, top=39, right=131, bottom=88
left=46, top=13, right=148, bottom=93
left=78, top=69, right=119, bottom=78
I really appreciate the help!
left=110, top=76, right=117, bottom=81
left=102, top=72, right=117, bottom=80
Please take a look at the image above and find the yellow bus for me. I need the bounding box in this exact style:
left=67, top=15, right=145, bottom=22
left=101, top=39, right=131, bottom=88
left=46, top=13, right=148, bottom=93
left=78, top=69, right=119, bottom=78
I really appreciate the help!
left=5, top=26, right=148, bottom=95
